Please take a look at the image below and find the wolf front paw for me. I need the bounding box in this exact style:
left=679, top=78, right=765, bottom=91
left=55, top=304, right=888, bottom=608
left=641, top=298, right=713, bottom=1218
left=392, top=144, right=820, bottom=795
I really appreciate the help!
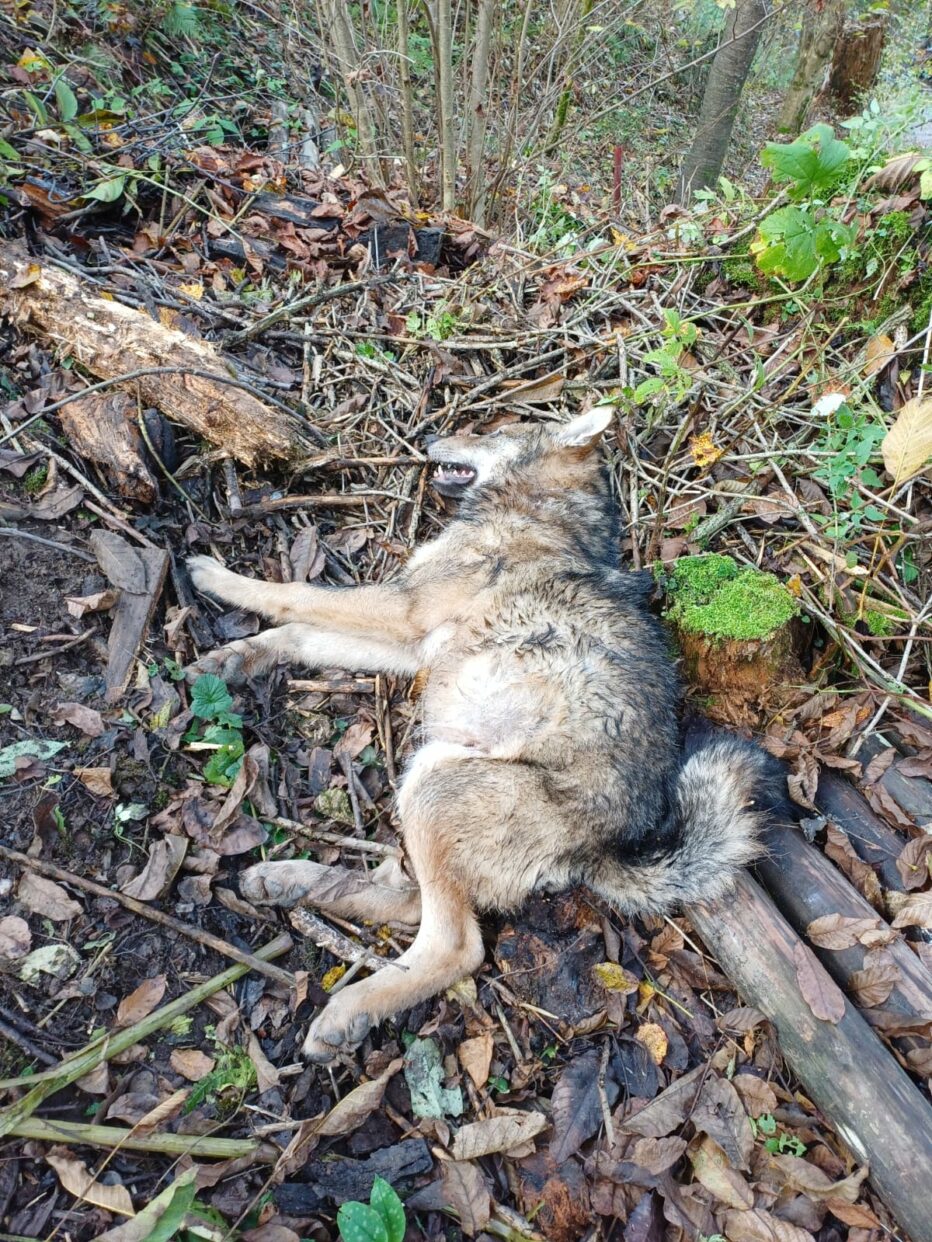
left=184, top=641, right=250, bottom=685
left=301, top=996, right=371, bottom=1063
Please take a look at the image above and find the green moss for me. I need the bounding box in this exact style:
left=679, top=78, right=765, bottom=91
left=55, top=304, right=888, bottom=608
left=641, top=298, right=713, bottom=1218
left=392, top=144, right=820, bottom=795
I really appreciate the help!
left=23, top=464, right=48, bottom=494
left=842, top=608, right=898, bottom=637
left=666, top=553, right=798, bottom=641
left=721, top=257, right=761, bottom=289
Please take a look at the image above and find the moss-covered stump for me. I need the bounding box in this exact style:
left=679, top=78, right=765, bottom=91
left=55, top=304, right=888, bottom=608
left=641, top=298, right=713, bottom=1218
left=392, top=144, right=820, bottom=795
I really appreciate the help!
left=665, top=554, right=803, bottom=717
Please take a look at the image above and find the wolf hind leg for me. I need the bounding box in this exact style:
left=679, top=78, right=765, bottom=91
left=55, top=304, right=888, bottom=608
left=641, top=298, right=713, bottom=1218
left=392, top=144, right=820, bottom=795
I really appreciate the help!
left=301, top=749, right=565, bottom=1061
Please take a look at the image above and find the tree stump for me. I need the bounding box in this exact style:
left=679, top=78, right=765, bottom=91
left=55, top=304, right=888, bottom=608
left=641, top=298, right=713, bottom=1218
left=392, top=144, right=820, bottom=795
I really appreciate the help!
left=665, top=554, right=803, bottom=720
left=828, top=15, right=887, bottom=113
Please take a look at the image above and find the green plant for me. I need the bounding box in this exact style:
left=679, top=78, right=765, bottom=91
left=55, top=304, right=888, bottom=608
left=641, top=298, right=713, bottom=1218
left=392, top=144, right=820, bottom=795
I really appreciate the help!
left=634, top=309, right=699, bottom=405
left=750, top=1112, right=807, bottom=1156
left=23, top=464, right=48, bottom=494
left=337, top=1177, right=405, bottom=1242
left=811, top=401, right=887, bottom=539
left=751, top=126, right=856, bottom=283
left=184, top=1043, right=256, bottom=1116
left=185, top=674, right=244, bottom=786
left=665, top=554, right=798, bottom=642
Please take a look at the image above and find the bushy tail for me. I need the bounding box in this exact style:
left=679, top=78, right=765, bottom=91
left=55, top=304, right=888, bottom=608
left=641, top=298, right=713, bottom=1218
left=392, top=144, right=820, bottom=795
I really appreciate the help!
left=594, top=735, right=787, bottom=915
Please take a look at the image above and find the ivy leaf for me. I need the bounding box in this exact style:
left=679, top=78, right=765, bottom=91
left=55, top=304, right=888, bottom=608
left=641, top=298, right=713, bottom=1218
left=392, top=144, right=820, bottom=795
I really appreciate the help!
left=54, top=78, right=78, bottom=122
left=190, top=674, right=234, bottom=720
left=751, top=206, right=852, bottom=282
left=761, top=123, right=851, bottom=198
left=369, top=1179, right=405, bottom=1242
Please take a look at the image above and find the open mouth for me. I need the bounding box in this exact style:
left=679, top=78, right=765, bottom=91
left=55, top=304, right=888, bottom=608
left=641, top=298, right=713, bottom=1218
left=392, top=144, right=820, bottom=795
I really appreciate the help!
left=430, top=462, right=477, bottom=495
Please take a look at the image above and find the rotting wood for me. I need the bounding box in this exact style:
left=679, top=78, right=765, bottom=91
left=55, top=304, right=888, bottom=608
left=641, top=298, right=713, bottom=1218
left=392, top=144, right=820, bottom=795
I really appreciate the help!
left=0, top=240, right=301, bottom=466
left=816, top=768, right=910, bottom=893
left=0, top=843, right=295, bottom=990
left=689, top=872, right=932, bottom=1242
left=0, top=933, right=293, bottom=1133
left=89, top=530, right=169, bottom=700
left=8, top=1116, right=278, bottom=1162
left=759, top=821, right=932, bottom=1027
left=56, top=390, right=157, bottom=504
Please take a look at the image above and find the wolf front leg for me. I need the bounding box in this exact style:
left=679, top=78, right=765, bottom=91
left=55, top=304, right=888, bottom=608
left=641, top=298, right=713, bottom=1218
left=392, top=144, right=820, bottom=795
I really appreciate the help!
left=188, top=622, right=423, bottom=683
left=187, top=556, right=417, bottom=643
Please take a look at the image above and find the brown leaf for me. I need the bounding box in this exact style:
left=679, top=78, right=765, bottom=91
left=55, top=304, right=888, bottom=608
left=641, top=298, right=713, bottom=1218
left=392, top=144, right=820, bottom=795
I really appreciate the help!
left=891, top=891, right=932, bottom=930
left=247, top=1032, right=280, bottom=1093
left=0, top=915, right=32, bottom=960
left=863, top=780, right=915, bottom=830
left=723, top=1208, right=815, bottom=1241
left=66, top=589, right=118, bottom=618
left=441, top=1160, right=491, bottom=1237
left=732, top=1073, right=777, bottom=1119
left=289, top=526, right=325, bottom=583
left=451, top=1108, right=548, bottom=1160
left=623, top=1065, right=704, bottom=1138
left=170, top=1048, right=216, bottom=1081
left=74, top=766, right=114, bottom=796
left=793, top=941, right=845, bottom=1024
left=896, top=835, right=932, bottom=891
left=689, top=1135, right=753, bottom=1210
left=51, top=701, right=105, bottom=737
left=333, top=719, right=374, bottom=761
left=629, top=1135, right=687, bottom=1175
left=47, top=1151, right=134, bottom=1216
left=31, top=483, right=84, bottom=520
left=825, top=1198, right=882, bottom=1228
left=806, top=913, right=881, bottom=950
left=863, top=333, right=896, bottom=378
left=848, top=962, right=901, bottom=1007
left=457, top=1032, right=494, bottom=1088
left=318, top=1057, right=403, bottom=1137
left=105, top=1092, right=161, bottom=1125
left=691, top=1075, right=754, bottom=1170
left=768, top=1153, right=867, bottom=1203
left=76, top=1063, right=110, bottom=1095
left=121, top=835, right=188, bottom=901
left=717, top=1006, right=766, bottom=1033
left=866, top=150, right=928, bottom=192
left=17, top=872, right=82, bottom=922
left=823, top=824, right=883, bottom=910
left=550, top=1048, right=613, bottom=1162
left=117, top=975, right=167, bottom=1026
left=212, top=754, right=259, bottom=834
left=864, top=745, right=897, bottom=783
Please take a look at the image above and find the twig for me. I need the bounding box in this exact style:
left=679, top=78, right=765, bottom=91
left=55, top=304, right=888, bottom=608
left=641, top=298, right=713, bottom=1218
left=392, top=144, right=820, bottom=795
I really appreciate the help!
left=0, top=527, right=96, bottom=562
left=13, top=630, right=95, bottom=666
left=289, top=907, right=390, bottom=969
left=224, top=274, right=406, bottom=346
left=6, top=1116, right=279, bottom=1162
left=0, top=844, right=295, bottom=989
left=0, top=933, right=293, bottom=1130
left=0, top=1017, right=58, bottom=1067
left=268, top=816, right=400, bottom=857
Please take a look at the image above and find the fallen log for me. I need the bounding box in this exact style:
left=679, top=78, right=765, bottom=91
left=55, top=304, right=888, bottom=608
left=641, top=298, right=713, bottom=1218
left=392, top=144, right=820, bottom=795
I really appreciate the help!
left=816, top=768, right=909, bottom=893
left=690, top=872, right=932, bottom=1242
left=759, top=820, right=932, bottom=1028
left=0, top=240, right=303, bottom=467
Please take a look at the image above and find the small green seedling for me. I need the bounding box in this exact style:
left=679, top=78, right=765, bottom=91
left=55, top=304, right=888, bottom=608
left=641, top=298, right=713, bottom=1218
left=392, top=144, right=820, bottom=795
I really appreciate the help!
left=185, top=674, right=244, bottom=787
left=337, top=1177, right=405, bottom=1242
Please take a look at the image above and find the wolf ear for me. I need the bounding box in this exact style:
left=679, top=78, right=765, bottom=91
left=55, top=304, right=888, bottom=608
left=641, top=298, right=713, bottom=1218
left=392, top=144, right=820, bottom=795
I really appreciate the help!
left=553, top=405, right=614, bottom=449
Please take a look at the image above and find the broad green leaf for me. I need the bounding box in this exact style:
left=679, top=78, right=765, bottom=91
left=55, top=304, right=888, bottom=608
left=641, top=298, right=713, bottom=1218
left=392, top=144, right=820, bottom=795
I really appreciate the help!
left=761, top=124, right=850, bottom=199
left=137, top=1170, right=198, bottom=1242
left=54, top=78, right=78, bottom=122
left=23, top=91, right=49, bottom=125
left=337, top=1202, right=389, bottom=1242
left=84, top=175, right=126, bottom=203
left=0, top=139, right=20, bottom=161
left=0, top=739, right=67, bottom=780
left=751, top=206, right=852, bottom=282
left=190, top=673, right=234, bottom=720
left=369, top=1179, right=405, bottom=1242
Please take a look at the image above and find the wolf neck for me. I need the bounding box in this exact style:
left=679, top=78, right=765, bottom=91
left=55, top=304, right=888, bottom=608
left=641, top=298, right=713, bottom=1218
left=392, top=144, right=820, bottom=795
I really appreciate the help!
left=458, top=465, right=620, bottom=568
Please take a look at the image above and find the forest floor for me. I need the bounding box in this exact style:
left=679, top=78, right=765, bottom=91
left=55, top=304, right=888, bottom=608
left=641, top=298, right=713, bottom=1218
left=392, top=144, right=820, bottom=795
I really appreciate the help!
left=2, top=7, right=932, bottom=1242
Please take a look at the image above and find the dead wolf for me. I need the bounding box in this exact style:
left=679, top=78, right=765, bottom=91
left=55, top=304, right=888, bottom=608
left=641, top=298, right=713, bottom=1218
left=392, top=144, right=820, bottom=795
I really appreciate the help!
left=187, top=407, right=782, bottom=1062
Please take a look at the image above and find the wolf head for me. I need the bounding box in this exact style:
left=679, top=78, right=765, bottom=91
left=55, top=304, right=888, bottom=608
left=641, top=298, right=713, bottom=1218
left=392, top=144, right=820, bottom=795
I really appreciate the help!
left=426, top=406, right=615, bottom=498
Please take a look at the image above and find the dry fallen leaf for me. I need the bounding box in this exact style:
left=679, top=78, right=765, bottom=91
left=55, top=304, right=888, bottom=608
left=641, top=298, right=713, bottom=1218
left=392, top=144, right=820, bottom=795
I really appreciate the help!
left=635, top=1022, right=668, bottom=1066
left=793, top=941, right=845, bottom=1024
left=170, top=1048, right=216, bottom=1081
left=863, top=332, right=895, bottom=377
left=121, top=835, right=188, bottom=901
left=881, top=395, right=932, bottom=485
left=458, top=1032, right=494, bottom=1088
left=592, top=961, right=640, bottom=994
left=891, top=891, right=932, bottom=930
left=318, top=1057, right=403, bottom=1137
left=17, top=873, right=82, bottom=922
left=806, top=913, right=881, bottom=950
left=441, top=1159, right=491, bottom=1237
left=689, top=1135, right=753, bottom=1210
left=66, top=589, right=118, bottom=618
left=723, top=1207, right=815, bottom=1242
left=74, top=766, right=115, bottom=797
left=450, top=1108, right=548, bottom=1160
left=848, top=962, right=901, bottom=1007
left=247, top=1031, right=280, bottom=1093
left=117, top=975, right=167, bottom=1026
left=896, top=835, right=932, bottom=891
left=0, top=915, right=32, bottom=960
left=47, top=1151, right=134, bottom=1216
left=51, top=701, right=105, bottom=738
left=732, top=1072, right=777, bottom=1119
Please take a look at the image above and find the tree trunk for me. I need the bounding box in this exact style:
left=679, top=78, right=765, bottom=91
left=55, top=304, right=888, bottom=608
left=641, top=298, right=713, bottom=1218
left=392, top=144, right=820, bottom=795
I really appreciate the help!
left=677, top=0, right=768, bottom=203
left=396, top=0, right=419, bottom=206
left=464, top=0, right=494, bottom=224
left=828, top=14, right=887, bottom=114
left=435, top=0, right=457, bottom=211
left=776, top=0, right=845, bottom=135
left=689, top=873, right=932, bottom=1242
left=324, top=0, right=383, bottom=185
